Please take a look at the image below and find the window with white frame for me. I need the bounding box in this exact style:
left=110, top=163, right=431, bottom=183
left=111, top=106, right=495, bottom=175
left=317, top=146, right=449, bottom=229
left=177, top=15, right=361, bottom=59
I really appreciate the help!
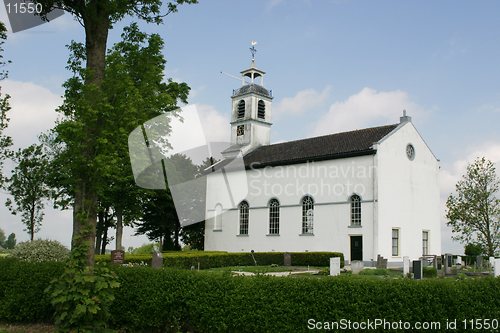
left=350, top=194, right=361, bottom=226
left=269, top=199, right=280, bottom=235
left=392, top=228, right=399, bottom=256
left=239, top=201, right=249, bottom=235
left=301, top=196, right=314, bottom=234
left=214, top=204, right=222, bottom=230
left=422, top=231, right=429, bottom=255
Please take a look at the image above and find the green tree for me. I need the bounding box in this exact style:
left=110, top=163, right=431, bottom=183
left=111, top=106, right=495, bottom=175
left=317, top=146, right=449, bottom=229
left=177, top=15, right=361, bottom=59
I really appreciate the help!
left=464, top=243, right=483, bottom=257
left=0, top=227, right=6, bottom=248
left=446, top=157, right=500, bottom=257
left=4, top=233, right=16, bottom=249
left=0, top=21, right=12, bottom=188
left=35, top=0, right=196, bottom=266
left=5, top=144, right=50, bottom=241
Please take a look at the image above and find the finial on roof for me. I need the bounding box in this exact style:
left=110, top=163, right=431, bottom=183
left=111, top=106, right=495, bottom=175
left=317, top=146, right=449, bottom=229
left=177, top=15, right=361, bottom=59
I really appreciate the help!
left=250, top=40, right=257, bottom=65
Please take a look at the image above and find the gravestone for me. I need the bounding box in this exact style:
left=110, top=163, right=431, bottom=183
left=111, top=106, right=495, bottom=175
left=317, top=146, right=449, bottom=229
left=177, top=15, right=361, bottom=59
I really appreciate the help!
left=436, top=256, right=442, bottom=270
left=444, top=253, right=452, bottom=275
left=476, top=256, right=483, bottom=269
left=284, top=253, right=292, bottom=266
left=495, top=259, right=500, bottom=277
left=351, top=261, right=364, bottom=274
left=413, top=260, right=423, bottom=280
left=376, top=255, right=387, bottom=269
left=152, top=252, right=163, bottom=269
left=111, top=250, right=125, bottom=265
left=329, top=257, right=341, bottom=276
left=403, top=256, right=410, bottom=276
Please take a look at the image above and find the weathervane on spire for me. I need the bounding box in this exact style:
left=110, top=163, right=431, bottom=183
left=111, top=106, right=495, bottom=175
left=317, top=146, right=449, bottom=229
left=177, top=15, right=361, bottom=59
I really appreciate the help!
left=250, top=40, right=257, bottom=62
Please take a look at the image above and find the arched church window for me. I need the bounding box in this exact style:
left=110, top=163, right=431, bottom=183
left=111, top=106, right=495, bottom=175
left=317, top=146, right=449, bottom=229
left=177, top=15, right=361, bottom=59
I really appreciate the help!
left=237, top=100, right=245, bottom=119
left=350, top=194, right=361, bottom=226
left=301, top=196, right=314, bottom=234
left=239, top=201, right=249, bottom=235
left=257, top=100, right=265, bottom=119
left=214, top=204, right=223, bottom=230
left=269, top=199, right=280, bottom=235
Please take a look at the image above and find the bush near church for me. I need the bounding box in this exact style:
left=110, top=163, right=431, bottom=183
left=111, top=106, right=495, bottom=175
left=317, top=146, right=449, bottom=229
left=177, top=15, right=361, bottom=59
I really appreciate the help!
left=10, top=239, right=69, bottom=263
left=95, top=251, right=344, bottom=269
left=0, top=259, right=499, bottom=332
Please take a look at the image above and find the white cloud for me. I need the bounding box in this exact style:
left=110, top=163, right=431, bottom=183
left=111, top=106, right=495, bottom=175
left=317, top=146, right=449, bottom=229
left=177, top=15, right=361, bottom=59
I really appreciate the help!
left=265, top=0, right=286, bottom=12
left=2, top=79, right=62, bottom=149
left=273, top=86, right=332, bottom=117
left=312, top=87, right=426, bottom=136
left=196, top=104, right=230, bottom=143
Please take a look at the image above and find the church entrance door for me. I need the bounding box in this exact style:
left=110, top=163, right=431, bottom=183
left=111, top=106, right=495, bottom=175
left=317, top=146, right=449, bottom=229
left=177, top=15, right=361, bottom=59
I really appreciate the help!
left=350, top=236, right=363, bottom=261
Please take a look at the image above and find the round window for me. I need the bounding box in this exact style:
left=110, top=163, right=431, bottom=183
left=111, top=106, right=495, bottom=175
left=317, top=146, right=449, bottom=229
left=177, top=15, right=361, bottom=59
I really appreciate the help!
left=406, top=144, right=415, bottom=160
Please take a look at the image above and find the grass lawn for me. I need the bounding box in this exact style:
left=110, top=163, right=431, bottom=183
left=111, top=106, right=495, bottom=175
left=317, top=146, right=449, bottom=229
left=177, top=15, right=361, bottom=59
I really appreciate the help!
left=207, top=265, right=326, bottom=274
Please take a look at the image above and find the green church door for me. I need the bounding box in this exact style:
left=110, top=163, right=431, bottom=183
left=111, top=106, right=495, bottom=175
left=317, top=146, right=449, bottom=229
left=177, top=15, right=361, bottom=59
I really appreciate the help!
left=350, top=236, right=363, bottom=261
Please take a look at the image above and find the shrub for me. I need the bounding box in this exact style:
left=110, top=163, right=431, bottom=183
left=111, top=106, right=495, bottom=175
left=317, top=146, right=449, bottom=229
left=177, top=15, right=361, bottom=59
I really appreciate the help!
left=45, top=245, right=120, bottom=332
left=423, top=266, right=438, bottom=278
left=10, top=240, right=69, bottom=263
left=95, top=251, right=344, bottom=269
left=1, top=259, right=499, bottom=332
left=130, top=243, right=160, bottom=255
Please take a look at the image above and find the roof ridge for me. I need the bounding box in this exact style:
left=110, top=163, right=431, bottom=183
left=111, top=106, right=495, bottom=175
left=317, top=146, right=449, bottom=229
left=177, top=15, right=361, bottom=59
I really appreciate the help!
left=254, top=123, right=399, bottom=151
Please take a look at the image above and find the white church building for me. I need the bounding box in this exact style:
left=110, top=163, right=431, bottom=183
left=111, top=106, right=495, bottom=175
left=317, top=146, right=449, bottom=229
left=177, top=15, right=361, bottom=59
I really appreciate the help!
left=203, top=58, right=441, bottom=264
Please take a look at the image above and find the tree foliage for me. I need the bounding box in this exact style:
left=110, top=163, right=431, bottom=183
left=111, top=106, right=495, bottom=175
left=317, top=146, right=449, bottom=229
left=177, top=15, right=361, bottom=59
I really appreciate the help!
left=4, top=233, right=16, bottom=249
left=0, top=21, right=12, bottom=188
left=446, top=157, right=500, bottom=256
left=5, top=144, right=50, bottom=241
left=33, top=0, right=196, bottom=267
left=5, top=145, right=49, bottom=237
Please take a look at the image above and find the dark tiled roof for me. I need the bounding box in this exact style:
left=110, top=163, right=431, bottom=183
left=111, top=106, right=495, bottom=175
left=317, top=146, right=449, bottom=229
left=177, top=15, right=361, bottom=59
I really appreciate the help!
left=233, top=84, right=272, bottom=98
left=244, top=124, right=399, bottom=168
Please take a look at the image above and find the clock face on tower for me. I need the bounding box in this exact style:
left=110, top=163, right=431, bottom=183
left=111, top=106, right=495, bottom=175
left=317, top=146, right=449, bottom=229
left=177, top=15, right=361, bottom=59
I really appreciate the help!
left=237, top=125, right=245, bottom=136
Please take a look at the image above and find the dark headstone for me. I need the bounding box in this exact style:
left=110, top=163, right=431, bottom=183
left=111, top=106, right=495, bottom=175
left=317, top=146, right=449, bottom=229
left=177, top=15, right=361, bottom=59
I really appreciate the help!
left=111, top=250, right=125, bottom=265
left=413, top=260, right=423, bottom=280
left=376, top=255, right=388, bottom=269
left=284, top=253, right=291, bottom=266
left=476, top=255, right=483, bottom=269
left=436, top=257, right=442, bottom=270
left=152, top=252, right=163, bottom=269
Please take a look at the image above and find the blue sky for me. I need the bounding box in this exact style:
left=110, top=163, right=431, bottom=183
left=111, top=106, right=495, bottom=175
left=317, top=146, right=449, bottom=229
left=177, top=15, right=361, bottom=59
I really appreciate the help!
left=0, top=0, right=499, bottom=253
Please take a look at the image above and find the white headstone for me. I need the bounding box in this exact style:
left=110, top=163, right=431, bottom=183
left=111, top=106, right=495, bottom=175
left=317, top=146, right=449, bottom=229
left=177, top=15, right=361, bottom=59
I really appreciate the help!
left=330, top=257, right=341, bottom=276
left=489, top=257, right=495, bottom=268
left=456, top=256, right=462, bottom=266
left=494, top=259, right=500, bottom=277
left=351, top=261, right=364, bottom=274
left=403, top=256, right=410, bottom=276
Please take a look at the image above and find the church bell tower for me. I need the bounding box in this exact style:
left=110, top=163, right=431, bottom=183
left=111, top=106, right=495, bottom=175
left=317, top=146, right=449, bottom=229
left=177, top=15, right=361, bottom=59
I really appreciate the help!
left=228, top=41, right=273, bottom=155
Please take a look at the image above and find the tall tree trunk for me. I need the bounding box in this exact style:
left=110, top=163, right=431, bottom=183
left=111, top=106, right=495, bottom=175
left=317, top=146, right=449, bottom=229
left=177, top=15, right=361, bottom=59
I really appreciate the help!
left=174, top=219, right=180, bottom=250
left=95, top=209, right=104, bottom=253
left=101, top=213, right=109, bottom=255
left=115, top=207, right=123, bottom=250
left=30, top=205, right=35, bottom=241
left=71, top=7, right=110, bottom=267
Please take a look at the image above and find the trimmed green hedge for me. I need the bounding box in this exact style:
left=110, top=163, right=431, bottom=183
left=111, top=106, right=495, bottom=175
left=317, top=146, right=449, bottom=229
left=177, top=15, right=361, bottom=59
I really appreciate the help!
left=1, top=259, right=499, bottom=332
left=95, top=251, right=345, bottom=269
